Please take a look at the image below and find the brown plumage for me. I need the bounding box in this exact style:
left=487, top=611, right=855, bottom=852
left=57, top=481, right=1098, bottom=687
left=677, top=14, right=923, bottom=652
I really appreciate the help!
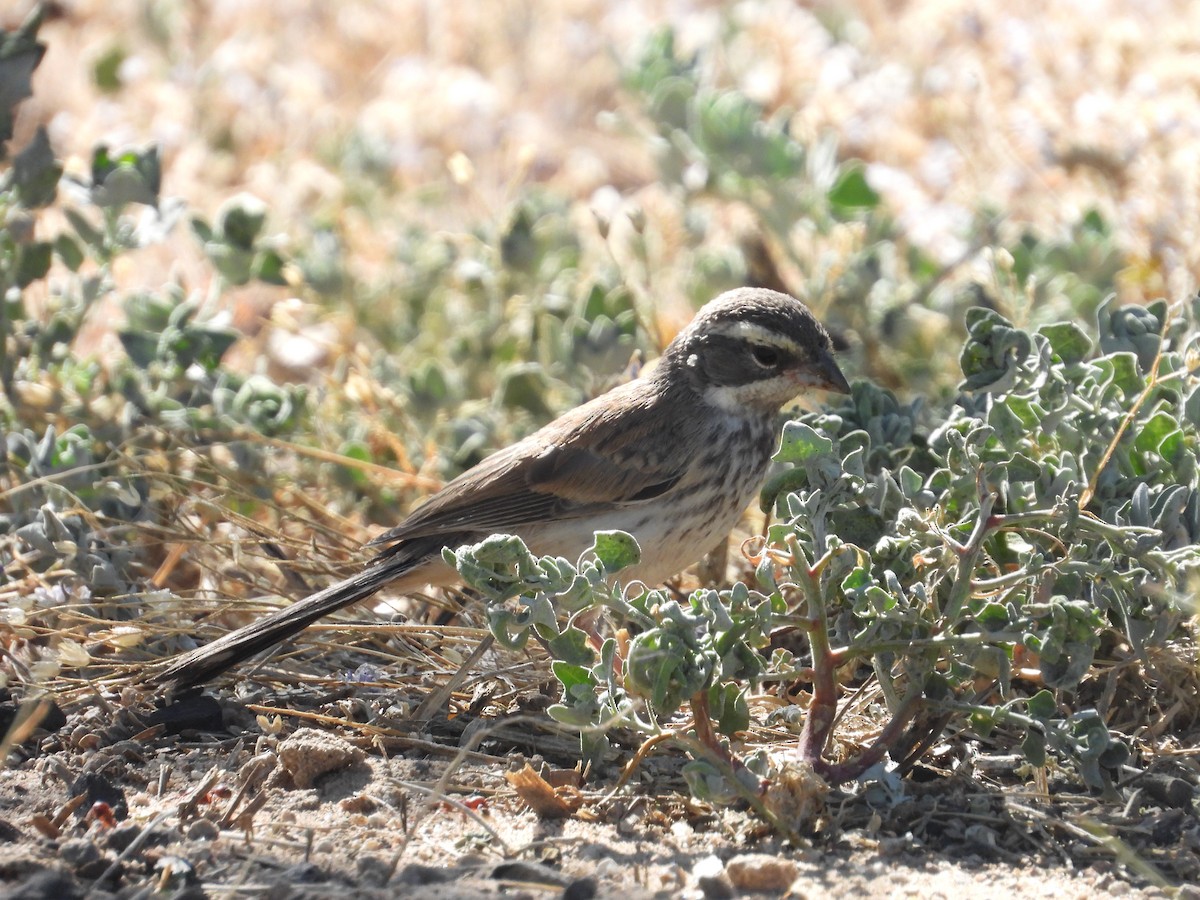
left=154, top=288, right=849, bottom=688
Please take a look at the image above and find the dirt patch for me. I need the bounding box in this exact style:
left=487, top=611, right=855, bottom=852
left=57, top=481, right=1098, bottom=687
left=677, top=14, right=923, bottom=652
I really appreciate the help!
left=1, top=678, right=1194, bottom=898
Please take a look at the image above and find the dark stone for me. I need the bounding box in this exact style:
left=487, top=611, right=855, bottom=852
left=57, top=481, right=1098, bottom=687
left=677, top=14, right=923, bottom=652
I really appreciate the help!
left=58, top=838, right=101, bottom=869
left=105, top=824, right=141, bottom=853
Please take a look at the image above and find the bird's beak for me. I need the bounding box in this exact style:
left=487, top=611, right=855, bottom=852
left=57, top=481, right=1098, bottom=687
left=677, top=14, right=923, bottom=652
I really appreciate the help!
left=814, top=348, right=852, bottom=394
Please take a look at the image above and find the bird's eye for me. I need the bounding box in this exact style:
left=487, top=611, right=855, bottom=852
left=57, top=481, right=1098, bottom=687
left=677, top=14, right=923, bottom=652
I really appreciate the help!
left=750, top=344, right=780, bottom=368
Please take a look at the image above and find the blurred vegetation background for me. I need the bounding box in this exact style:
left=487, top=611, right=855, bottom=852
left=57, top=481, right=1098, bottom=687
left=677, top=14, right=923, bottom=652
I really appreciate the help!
left=9, top=0, right=1197, bottom=495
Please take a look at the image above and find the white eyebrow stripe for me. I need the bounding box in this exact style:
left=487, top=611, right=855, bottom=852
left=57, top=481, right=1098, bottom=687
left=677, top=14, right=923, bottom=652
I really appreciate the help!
left=707, top=320, right=802, bottom=352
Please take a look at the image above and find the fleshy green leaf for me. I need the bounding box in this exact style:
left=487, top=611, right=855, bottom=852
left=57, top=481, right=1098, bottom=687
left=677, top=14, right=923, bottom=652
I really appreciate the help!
left=15, top=241, right=52, bottom=287
left=708, top=682, right=750, bottom=736
left=12, top=126, right=61, bottom=207
left=546, top=626, right=596, bottom=667
left=1027, top=690, right=1057, bottom=720
left=253, top=248, right=288, bottom=285
left=775, top=421, right=834, bottom=463
left=1037, top=322, right=1092, bottom=364
left=54, top=234, right=84, bottom=271
left=828, top=165, right=880, bottom=210
left=976, top=602, right=1010, bottom=631
left=218, top=194, right=267, bottom=249
left=1022, top=728, right=1047, bottom=767
left=591, top=531, right=641, bottom=574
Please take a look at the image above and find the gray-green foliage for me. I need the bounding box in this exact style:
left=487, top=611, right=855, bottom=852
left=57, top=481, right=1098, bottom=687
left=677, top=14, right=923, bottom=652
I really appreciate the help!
left=2, top=425, right=141, bottom=594
left=450, top=296, right=1199, bottom=792
left=769, top=295, right=1198, bottom=787
left=346, top=197, right=644, bottom=477
left=625, top=28, right=885, bottom=308
left=447, top=531, right=775, bottom=775
left=1, top=14, right=304, bottom=598
left=436, top=28, right=1199, bottom=797
left=624, top=29, right=1133, bottom=408
left=0, top=8, right=45, bottom=160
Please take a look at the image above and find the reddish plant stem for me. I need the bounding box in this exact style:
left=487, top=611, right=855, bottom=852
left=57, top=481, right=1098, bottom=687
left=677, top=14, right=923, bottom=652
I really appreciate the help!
left=692, top=688, right=746, bottom=767
left=691, top=688, right=720, bottom=753
left=789, top=541, right=928, bottom=784
left=797, top=608, right=837, bottom=765
left=813, top=692, right=924, bottom=783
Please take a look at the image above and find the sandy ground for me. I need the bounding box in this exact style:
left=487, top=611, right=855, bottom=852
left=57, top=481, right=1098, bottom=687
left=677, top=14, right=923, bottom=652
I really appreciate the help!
left=2, top=671, right=1195, bottom=897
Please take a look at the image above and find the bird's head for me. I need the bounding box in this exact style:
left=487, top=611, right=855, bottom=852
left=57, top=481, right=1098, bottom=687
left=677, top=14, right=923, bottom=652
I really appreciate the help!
left=662, top=288, right=851, bottom=413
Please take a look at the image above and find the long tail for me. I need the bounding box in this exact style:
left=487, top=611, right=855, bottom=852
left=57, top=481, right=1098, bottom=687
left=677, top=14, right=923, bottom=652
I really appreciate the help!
left=151, top=534, right=457, bottom=690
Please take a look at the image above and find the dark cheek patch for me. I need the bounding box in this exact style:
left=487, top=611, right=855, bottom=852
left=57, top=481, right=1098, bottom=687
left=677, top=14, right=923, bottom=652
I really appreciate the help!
left=705, top=346, right=753, bottom=385
left=701, top=339, right=798, bottom=386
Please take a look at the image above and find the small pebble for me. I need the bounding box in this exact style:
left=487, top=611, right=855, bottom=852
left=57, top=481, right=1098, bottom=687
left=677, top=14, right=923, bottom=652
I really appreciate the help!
left=188, top=819, right=220, bottom=841
left=277, top=728, right=364, bottom=788
left=105, top=823, right=142, bottom=852
left=58, top=838, right=101, bottom=869
left=338, top=793, right=376, bottom=814
left=693, top=855, right=733, bottom=900
left=724, top=853, right=798, bottom=893
left=593, top=857, right=619, bottom=879
left=670, top=820, right=692, bottom=841
left=615, top=813, right=639, bottom=835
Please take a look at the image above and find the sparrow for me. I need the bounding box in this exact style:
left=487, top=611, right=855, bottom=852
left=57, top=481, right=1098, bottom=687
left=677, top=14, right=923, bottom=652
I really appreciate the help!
left=155, top=287, right=850, bottom=688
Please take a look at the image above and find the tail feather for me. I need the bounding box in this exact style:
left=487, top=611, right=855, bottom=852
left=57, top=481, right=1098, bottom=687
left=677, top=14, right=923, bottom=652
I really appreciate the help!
left=154, top=559, right=412, bottom=689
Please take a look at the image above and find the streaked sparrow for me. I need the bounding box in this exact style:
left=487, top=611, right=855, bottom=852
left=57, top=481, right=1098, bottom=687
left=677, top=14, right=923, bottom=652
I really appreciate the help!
left=156, top=287, right=850, bottom=687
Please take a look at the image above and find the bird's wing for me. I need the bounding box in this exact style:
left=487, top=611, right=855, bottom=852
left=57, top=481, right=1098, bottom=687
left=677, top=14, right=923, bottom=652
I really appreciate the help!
left=368, top=382, right=687, bottom=547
